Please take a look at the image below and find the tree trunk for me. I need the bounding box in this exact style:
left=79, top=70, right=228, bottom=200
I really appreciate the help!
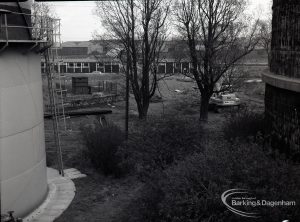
left=125, top=58, right=130, bottom=140
left=138, top=104, right=149, bottom=119
left=132, top=90, right=149, bottom=120
left=200, top=93, right=210, bottom=121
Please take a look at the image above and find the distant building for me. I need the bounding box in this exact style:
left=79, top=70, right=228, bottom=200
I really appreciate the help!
left=263, top=0, right=300, bottom=157
left=41, top=40, right=121, bottom=74
left=42, top=40, right=267, bottom=75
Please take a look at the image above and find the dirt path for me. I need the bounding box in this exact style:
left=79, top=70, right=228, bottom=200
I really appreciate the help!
left=54, top=174, right=142, bottom=222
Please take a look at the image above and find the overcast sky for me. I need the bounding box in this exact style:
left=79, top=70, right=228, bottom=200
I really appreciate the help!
left=51, top=0, right=272, bottom=42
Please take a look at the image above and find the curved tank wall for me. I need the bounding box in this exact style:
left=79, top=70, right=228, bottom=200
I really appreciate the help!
left=0, top=46, right=48, bottom=217
left=263, top=0, right=300, bottom=156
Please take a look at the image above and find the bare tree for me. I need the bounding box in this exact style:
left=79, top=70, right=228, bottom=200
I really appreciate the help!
left=31, top=2, right=56, bottom=41
left=254, top=0, right=272, bottom=65
left=175, top=0, right=260, bottom=120
left=258, top=19, right=271, bottom=65
left=32, top=2, right=53, bottom=17
left=96, top=0, right=171, bottom=119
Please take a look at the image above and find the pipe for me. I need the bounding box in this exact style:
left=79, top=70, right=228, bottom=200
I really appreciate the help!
left=44, top=109, right=112, bottom=119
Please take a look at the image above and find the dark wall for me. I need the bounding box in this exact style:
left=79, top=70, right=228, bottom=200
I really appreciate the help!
left=112, top=65, right=119, bottom=73
left=90, top=62, right=97, bottom=72
left=105, top=64, right=112, bottom=73
left=0, top=4, right=31, bottom=41
left=72, top=77, right=89, bottom=95
left=60, top=47, right=88, bottom=56
left=270, top=0, right=300, bottom=78
left=75, top=67, right=81, bottom=73
left=67, top=67, right=74, bottom=73
left=166, top=63, right=173, bottom=74
left=265, top=0, right=300, bottom=157
left=82, top=68, right=89, bottom=73
left=182, top=62, right=189, bottom=72
left=265, top=84, right=300, bottom=157
left=158, top=64, right=165, bottom=74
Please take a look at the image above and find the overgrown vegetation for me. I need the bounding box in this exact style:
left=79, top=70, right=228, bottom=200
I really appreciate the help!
left=81, top=122, right=125, bottom=177
left=223, top=108, right=265, bottom=141
left=81, top=115, right=203, bottom=179
left=124, top=141, right=300, bottom=222
left=78, top=106, right=299, bottom=222
left=118, top=115, right=203, bottom=179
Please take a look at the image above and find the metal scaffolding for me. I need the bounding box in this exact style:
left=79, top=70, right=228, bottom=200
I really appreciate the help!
left=0, top=9, right=60, bottom=51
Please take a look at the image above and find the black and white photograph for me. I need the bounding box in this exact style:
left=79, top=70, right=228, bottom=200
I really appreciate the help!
left=0, top=0, right=299, bottom=221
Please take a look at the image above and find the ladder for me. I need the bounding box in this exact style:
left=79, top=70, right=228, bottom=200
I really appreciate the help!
left=52, top=47, right=69, bottom=131
left=43, top=18, right=71, bottom=176
left=44, top=47, right=64, bottom=176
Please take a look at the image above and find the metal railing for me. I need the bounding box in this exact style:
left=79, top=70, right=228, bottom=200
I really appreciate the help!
left=0, top=9, right=61, bottom=50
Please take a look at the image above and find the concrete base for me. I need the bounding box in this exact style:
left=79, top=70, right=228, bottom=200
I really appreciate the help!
left=23, top=168, right=76, bottom=222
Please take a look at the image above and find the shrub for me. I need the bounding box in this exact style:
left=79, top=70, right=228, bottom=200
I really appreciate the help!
left=81, top=122, right=125, bottom=177
left=223, top=108, right=265, bottom=142
left=127, top=141, right=300, bottom=222
left=118, top=115, right=203, bottom=178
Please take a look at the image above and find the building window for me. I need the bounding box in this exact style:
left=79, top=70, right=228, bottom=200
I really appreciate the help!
left=68, top=63, right=74, bottom=67
left=82, top=63, right=89, bottom=68
left=96, top=62, right=104, bottom=68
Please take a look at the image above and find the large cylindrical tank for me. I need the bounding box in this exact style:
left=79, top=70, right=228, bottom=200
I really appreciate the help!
left=263, top=0, right=300, bottom=157
left=0, top=0, right=48, bottom=217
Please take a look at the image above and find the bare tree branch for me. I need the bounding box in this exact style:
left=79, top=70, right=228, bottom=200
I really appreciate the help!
left=175, top=0, right=260, bottom=120
left=96, top=0, right=171, bottom=119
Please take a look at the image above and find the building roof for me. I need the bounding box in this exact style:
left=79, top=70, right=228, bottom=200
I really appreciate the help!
left=61, top=41, right=92, bottom=48
left=53, top=40, right=267, bottom=64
